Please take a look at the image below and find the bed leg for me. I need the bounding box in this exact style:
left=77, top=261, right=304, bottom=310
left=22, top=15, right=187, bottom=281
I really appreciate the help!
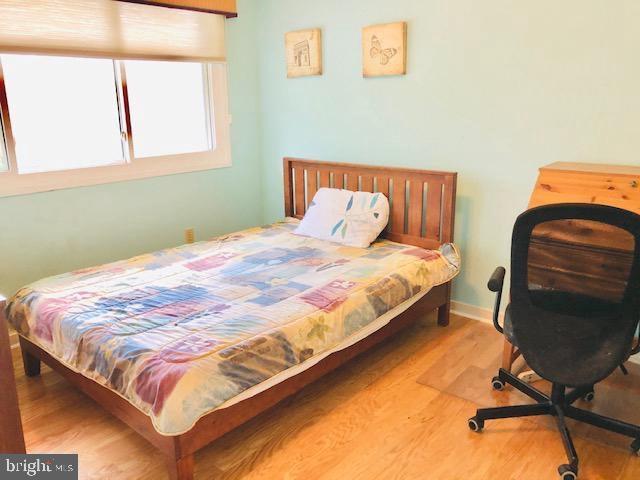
left=437, top=301, right=451, bottom=327
left=19, top=338, right=41, bottom=377
left=166, top=454, right=194, bottom=480
left=436, top=282, right=452, bottom=327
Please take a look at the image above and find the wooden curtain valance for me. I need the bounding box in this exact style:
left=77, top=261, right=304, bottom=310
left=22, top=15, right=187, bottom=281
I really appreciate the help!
left=117, top=0, right=237, bottom=17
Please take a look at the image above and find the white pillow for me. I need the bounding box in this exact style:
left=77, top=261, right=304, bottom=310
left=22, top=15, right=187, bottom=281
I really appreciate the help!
left=294, top=188, right=390, bottom=248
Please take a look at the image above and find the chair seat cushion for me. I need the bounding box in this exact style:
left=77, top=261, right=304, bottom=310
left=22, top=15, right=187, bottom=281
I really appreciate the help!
left=507, top=291, right=637, bottom=387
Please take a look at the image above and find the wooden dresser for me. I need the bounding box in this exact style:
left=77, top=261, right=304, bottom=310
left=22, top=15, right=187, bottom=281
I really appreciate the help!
left=528, top=162, right=640, bottom=301
left=503, top=162, right=640, bottom=374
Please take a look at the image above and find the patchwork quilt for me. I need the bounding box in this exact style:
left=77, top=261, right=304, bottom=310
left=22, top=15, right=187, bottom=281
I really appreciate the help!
left=6, top=219, right=460, bottom=435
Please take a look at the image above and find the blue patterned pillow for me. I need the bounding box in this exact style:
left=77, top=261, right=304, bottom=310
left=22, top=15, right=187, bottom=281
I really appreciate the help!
left=294, top=188, right=390, bottom=248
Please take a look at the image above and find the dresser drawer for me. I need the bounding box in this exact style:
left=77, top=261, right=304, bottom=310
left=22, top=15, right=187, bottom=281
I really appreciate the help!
left=529, top=236, right=633, bottom=301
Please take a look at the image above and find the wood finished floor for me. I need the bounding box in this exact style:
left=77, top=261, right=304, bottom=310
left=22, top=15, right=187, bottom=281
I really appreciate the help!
left=12, top=313, right=640, bottom=480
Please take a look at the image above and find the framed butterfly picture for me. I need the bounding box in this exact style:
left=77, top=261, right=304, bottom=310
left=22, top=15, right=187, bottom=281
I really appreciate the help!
left=362, top=22, right=407, bottom=77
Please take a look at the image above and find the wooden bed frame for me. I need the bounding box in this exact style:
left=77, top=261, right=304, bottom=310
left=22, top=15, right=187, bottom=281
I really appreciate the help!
left=11, top=158, right=457, bottom=479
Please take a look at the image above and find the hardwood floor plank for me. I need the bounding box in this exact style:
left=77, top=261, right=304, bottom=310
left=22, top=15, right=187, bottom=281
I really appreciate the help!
left=12, top=314, right=640, bottom=479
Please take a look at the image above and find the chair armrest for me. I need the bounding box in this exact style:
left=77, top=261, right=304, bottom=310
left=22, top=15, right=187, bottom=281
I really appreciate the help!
left=487, top=267, right=506, bottom=292
left=487, top=267, right=506, bottom=334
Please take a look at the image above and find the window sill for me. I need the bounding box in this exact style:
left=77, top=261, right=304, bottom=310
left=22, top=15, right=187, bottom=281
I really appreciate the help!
left=0, top=148, right=231, bottom=198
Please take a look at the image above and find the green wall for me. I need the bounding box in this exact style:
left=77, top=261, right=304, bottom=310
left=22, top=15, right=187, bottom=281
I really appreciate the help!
left=0, top=0, right=262, bottom=297
left=255, top=0, right=640, bottom=310
left=3, top=0, right=640, bottom=314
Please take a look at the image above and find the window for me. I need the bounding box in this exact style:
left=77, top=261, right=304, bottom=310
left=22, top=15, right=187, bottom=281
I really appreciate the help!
left=2, top=55, right=125, bottom=174
left=125, top=60, right=213, bottom=159
left=0, top=54, right=231, bottom=197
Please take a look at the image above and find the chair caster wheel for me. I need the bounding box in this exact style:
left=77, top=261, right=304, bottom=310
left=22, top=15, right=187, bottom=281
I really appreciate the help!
left=631, top=438, right=640, bottom=456
left=491, top=376, right=505, bottom=391
left=468, top=416, right=484, bottom=433
left=558, top=464, right=577, bottom=479
left=582, top=391, right=595, bottom=402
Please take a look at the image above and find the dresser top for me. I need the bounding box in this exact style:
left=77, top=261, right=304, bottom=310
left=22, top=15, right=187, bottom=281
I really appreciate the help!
left=541, top=162, right=640, bottom=176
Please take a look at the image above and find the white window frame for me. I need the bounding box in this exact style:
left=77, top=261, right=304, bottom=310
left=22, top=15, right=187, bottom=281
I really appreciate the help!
left=0, top=59, right=231, bottom=198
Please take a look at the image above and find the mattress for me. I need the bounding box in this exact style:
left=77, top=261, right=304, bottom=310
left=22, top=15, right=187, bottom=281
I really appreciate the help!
left=6, top=219, right=460, bottom=436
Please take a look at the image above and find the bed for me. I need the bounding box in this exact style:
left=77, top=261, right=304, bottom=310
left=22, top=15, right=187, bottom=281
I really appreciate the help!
left=4, top=158, right=458, bottom=480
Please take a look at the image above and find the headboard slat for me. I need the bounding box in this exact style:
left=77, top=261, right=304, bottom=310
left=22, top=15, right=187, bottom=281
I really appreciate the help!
left=426, top=181, right=443, bottom=240
left=392, top=177, right=407, bottom=234
left=346, top=173, right=358, bottom=191
left=376, top=175, right=390, bottom=198
left=408, top=180, right=424, bottom=237
left=294, top=167, right=306, bottom=216
left=283, top=158, right=457, bottom=249
left=319, top=170, right=330, bottom=189
left=333, top=171, right=345, bottom=189
left=307, top=168, right=319, bottom=202
left=361, top=175, right=374, bottom=192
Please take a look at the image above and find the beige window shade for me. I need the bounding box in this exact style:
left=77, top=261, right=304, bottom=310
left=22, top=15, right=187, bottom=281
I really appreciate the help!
left=0, top=0, right=226, bottom=61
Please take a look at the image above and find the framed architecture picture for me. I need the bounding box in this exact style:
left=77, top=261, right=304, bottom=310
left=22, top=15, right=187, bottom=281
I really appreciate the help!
left=362, top=22, right=407, bottom=77
left=285, top=28, right=323, bottom=78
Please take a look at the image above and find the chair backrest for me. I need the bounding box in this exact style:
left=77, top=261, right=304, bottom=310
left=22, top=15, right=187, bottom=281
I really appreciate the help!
left=510, top=203, right=640, bottom=384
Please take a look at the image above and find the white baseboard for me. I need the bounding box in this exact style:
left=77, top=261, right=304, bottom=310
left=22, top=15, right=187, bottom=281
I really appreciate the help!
left=451, top=301, right=640, bottom=366
left=451, top=301, right=501, bottom=326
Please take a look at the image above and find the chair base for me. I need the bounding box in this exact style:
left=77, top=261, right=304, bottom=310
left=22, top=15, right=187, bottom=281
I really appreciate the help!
left=468, top=368, right=640, bottom=479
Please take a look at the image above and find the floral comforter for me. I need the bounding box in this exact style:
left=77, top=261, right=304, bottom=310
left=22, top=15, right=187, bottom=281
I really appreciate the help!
left=6, top=219, right=459, bottom=435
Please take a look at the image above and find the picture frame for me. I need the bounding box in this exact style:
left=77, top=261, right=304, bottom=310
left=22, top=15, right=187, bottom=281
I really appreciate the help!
left=362, top=22, right=407, bottom=77
left=285, top=28, right=323, bottom=78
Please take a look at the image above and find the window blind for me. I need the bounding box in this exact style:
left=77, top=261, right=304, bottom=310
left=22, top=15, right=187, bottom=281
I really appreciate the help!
left=0, top=0, right=226, bottom=62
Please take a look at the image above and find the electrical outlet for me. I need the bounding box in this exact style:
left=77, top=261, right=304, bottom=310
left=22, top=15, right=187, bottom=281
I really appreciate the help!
left=185, top=228, right=195, bottom=244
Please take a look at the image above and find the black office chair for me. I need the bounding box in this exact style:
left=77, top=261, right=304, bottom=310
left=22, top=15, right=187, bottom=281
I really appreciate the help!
left=468, top=204, right=640, bottom=480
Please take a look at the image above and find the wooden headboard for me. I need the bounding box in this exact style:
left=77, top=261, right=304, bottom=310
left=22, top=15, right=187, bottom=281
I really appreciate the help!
left=283, top=158, right=457, bottom=250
